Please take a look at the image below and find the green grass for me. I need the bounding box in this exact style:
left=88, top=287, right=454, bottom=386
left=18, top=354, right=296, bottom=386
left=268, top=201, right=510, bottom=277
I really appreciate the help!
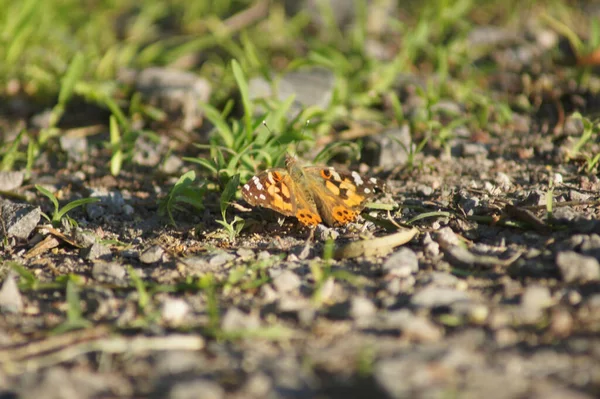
left=0, top=0, right=597, bottom=227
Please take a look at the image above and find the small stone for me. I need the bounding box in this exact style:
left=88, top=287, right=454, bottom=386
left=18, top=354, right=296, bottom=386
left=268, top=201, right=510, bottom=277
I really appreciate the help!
left=0, top=272, right=23, bottom=313
left=80, top=242, right=112, bottom=261
left=59, top=135, right=88, bottom=162
left=420, top=271, right=460, bottom=287
left=495, top=172, right=512, bottom=190
left=249, top=67, right=334, bottom=120
left=139, top=245, right=164, bottom=264
left=92, top=261, right=127, bottom=283
left=0, top=199, right=41, bottom=239
left=236, top=248, right=254, bottom=259
left=130, top=67, right=212, bottom=132
left=556, top=251, right=600, bottom=283
left=161, top=297, right=190, bottom=325
left=221, top=307, right=260, bottom=332
left=271, top=270, right=301, bottom=293
left=382, top=247, right=419, bottom=277
left=361, top=125, right=412, bottom=168
left=460, top=142, right=489, bottom=157
left=434, top=227, right=461, bottom=247
left=168, top=379, right=224, bottom=399
left=209, top=252, right=235, bottom=267
left=521, top=285, right=552, bottom=311
left=384, top=309, right=442, bottom=342
left=122, top=204, right=134, bottom=216
left=411, top=286, right=470, bottom=308
left=72, top=229, right=96, bottom=247
left=457, top=190, right=480, bottom=216
left=349, top=296, right=377, bottom=322
left=520, top=285, right=552, bottom=323
left=0, top=171, right=24, bottom=191
left=549, top=308, right=573, bottom=337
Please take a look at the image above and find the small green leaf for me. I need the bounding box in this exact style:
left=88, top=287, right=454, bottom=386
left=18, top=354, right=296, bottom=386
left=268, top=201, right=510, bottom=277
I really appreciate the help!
left=220, top=174, right=240, bottom=217
left=35, top=184, right=60, bottom=214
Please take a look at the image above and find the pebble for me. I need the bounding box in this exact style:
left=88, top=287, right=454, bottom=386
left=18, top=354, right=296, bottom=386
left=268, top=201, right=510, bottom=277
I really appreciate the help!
left=556, top=251, right=600, bottom=283
left=80, top=242, right=112, bottom=261
left=382, top=247, right=419, bottom=277
left=0, top=272, right=23, bottom=313
left=361, top=125, right=412, bottom=168
left=59, top=135, right=88, bottom=162
left=411, top=286, right=470, bottom=308
left=0, top=199, right=41, bottom=239
left=139, top=245, right=165, bottom=264
left=520, top=285, right=552, bottom=323
left=271, top=270, right=301, bottom=293
left=161, top=297, right=190, bottom=325
left=168, top=379, right=224, bottom=399
left=221, top=307, right=260, bottom=332
left=130, top=67, right=212, bottom=132
left=349, top=296, right=377, bottom=323
left=384, top=309, right=442, bottom=342
left=209, top=252, right=235, bottom=267
left=0, top=171, right=24, bottom=191
left=92, top=261, right=127, bottom=283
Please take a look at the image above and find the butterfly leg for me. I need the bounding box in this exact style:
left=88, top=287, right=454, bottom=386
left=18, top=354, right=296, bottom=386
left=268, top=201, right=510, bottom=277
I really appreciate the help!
left=298, top=227, right=316, bottom=260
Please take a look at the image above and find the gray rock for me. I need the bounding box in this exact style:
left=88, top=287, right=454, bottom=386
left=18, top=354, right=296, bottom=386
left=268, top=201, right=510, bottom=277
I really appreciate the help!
left=80, top=242, right=112, bottom=261
left=382, top=247, right=419, bottom=277
left=129, top=67, right=212, bottom=132
left=495, top=172, right=512, bottom=190
left=72, top=229, right=96, bottom=247
left=361, top=125, right=412, bottom=168
left=556, top=251, right=600, bottom=283
left=249, top=67, right=334, bottom=119
left=383, top=309, right=442, bottom=342
left=140, top=245, right=164, bottom=264
left=0, top=272, right=23, bottom=313
left=271, top=270, right=301, bottom=293
left=209, top=251, right=235, bottom=267
left=459, top=142, right=489, bottom=157
left=160, top=154, right=184, bottom=175
left=457, top=190, right=480, bottom=216
left=92, top=261, right=127, bottom=283
left=520, top=285, right=552, bottom=323
left=221, top=307, right=260, bottom=332
left=132, top=134, right=167, bottom=167
left=349, top=296, right=377, bottom=325
left=59, top=135, right=88, bottom=162
left=168, top=379, right=224, bottom=399
left=0, top=171, right=24, bottom=191
left=161, top=297, right=190, bottom=324
left=236, top=248, right=255, bottom=259
left=0, top=199, right=41, bottom=239
left=18, top=367, right=118, bottom=399
left=411, top=286, right=470, bottom=308
left=420, top=271, right=460, bottom=287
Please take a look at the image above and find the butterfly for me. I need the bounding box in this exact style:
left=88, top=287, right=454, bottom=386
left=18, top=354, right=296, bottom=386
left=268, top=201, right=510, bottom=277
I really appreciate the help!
left=241, top=154, right=386, bottom=227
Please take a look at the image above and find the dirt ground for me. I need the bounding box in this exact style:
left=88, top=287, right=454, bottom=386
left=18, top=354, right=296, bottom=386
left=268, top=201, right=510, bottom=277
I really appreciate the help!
left=2, top=3, right=600, bottom=399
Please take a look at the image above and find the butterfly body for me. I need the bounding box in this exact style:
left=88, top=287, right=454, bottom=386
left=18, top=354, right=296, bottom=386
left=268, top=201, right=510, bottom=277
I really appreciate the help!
left=241, top=154, right=386, bottom=227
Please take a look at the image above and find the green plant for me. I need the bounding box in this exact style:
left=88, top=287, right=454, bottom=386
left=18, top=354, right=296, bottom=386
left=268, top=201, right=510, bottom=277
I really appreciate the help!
left=52, top=279, right=92, bottom=334
left=567, top=112, right=600, bottom=173
left=158, top=170, right=206, bottom=226
left=35, top=185, right=100, bottom=227
left=215, top=174, right=244, bottom=242
left=128, top=266, right=150, bottom=313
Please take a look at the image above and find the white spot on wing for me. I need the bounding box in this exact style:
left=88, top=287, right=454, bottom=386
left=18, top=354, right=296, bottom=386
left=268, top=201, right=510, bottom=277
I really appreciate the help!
left=352, top=171, right=364, bottom=186
left=259, top=194, right=266, bottom=200
left=363, top=188, right=371, bottom=194
left=369, top=177, right=377, bottom=184
left=243, top=184, right=250, bottom=190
